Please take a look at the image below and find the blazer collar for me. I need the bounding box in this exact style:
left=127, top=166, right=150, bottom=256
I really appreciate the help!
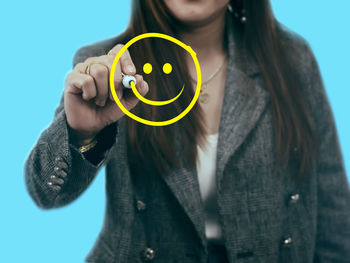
left=161, top=14, right=269, bottom=251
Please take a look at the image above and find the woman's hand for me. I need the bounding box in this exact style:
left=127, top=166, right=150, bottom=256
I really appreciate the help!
left=64, top=44, right=149, bottom=146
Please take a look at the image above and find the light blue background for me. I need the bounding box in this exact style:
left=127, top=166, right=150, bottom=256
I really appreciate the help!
left=0, top=1, right=349, bottom=262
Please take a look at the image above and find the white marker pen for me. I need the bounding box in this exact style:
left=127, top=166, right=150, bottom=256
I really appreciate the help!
left=121, top=73, right=136, bottom=89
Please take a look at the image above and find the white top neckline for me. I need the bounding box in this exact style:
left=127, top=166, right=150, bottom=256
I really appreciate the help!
left=196, top=132, right=223, bottom=244
left=208, top=132, right=219, bottom=138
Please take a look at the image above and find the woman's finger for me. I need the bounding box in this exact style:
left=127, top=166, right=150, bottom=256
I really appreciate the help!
left=88, top=63, right=109, bottom=107
left=66, top=71, right=97, bottom=101
left=108, top=44, right=136, bottom=75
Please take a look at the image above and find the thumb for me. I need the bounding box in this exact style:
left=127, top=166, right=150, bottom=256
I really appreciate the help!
left=101, top=76, right=149, bottom=123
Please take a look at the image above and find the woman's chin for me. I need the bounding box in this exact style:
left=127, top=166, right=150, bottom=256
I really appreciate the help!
left=170, top=9, right=227, bottom=28
left=175, top=15, right=213, bottom=27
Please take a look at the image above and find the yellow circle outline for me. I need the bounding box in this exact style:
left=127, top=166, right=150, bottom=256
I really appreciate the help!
left=110, top=33, right=202, bottom=126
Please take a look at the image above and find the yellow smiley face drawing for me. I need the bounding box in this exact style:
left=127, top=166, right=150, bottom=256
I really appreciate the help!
left=110, top=33, right=202, bottom=126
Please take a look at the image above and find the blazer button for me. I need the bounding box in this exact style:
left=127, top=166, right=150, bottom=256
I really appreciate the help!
left=55, top=157, right=68, bottom=169
left=281, top=236, right=293, bottom=248
left=141, top=247, right=155, bottom=261
left=55, top=157, right=63, bottom=162
left=47, top=181, right=61, bottom=191
left=289, top=193, right=300, bottom=205
left=136, top=200, right=147, bottom=211
left=50, top=175, right=64, bottom=185
left=54, top=166, right=68, bottom=178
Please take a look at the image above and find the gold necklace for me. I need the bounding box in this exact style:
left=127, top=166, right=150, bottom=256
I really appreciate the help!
left=189, top=56, right=228, bottom=104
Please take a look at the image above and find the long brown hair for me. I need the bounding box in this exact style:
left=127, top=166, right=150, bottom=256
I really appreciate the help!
left=123, top=0, right=318, bottom=180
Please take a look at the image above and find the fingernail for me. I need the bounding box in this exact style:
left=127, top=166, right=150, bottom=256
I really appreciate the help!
left=126, top=65, right=135, bottom=74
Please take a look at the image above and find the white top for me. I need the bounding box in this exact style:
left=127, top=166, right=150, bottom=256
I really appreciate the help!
left=196, top=132, right=223, bottom=244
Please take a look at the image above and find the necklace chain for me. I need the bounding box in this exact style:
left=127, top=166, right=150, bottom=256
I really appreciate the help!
left=189, top=56, right=228, bottom=85
left=190, top=56, right=228, bottom=104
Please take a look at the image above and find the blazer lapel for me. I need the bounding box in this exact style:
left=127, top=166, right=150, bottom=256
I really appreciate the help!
left=161, top=15, right=270, bottom=252
left=161, top=159, right=207, bottom=250
left=216, top=17, right=270, bottom=187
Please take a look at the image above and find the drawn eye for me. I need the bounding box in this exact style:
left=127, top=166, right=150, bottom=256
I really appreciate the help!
left=163, top=63, right=172, bottom=74
left=143, top=63, right=152, bottom=74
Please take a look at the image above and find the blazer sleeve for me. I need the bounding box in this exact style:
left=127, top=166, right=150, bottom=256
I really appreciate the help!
left=24, top=48, right=119, bottom=209
left=304, top=43, right=350, bottom=261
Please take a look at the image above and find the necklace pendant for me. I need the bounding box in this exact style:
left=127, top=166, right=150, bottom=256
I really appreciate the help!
left=190, top=55, right=227, bottom=105
left=199, top=84, right=206, bottom=94
left=199, top=91, right=209, bottom=104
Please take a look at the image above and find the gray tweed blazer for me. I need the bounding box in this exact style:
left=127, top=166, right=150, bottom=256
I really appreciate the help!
left=25, top=16, right=350, bottom=263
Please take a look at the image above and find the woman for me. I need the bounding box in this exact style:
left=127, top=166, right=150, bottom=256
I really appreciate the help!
left=25, top=0, right=350, bottom=262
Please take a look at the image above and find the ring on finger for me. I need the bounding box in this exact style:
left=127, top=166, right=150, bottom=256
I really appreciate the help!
left=85, top=62, right=108, bottom=75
